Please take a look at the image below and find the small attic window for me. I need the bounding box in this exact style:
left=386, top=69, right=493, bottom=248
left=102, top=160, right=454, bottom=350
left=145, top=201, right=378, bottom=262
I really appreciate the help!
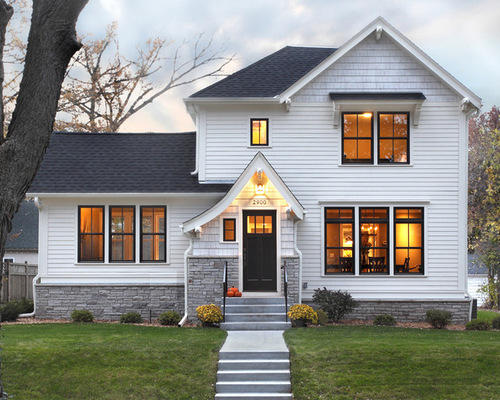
left=251, top=119, right=268, bottom=146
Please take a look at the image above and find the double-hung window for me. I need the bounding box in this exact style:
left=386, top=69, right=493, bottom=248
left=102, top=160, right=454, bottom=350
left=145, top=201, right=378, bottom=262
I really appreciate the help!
left=378, top=113, right=409, bottom=163
left=342, top=113, right=373, bottom=163
left=78, top=206, right=104, bottom=262
left=223, top=218, right=236, bottom=242
left=394, top=208, right=424, bottom=274
left=250, top=119, right=268, bottom=146
left=110, top=206, right=135, bottom=262
left=140, top=206, right=166, bottom=262
left=359, top=208, right=389, bottom=274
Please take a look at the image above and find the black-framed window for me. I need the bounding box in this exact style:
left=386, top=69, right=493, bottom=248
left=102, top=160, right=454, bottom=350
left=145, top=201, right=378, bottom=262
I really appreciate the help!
left=110, top=206, right=135, bottom=262
left=342, top=112, right=373, bottom=164
left=394, top=208, right=424, bottom=274
left=378, top=113, right=409, bottom=163
left=78, top=206, right=104, bottom=262
left=251, top=118, right=268, bottom=146
left=223, top=218, right=236, bottom=242
left=359, top=208, right=389, bottom=274
left=140, top=206, right=166, bottom=262
left=325, top=208, right=354, bottom=274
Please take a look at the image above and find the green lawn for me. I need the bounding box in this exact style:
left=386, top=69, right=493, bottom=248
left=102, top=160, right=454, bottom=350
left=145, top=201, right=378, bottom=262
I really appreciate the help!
left=1, top=323, right=226, bottom=400
left=477, top=309, right=499, bottom=322
left=285, top=325, right=500, bottom=400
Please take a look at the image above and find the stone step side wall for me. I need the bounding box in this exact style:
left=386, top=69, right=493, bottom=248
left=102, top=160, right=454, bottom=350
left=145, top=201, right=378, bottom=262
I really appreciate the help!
left=281, top=256, right=299, bottom=305
left=36, top=285, right=184, bottom=320
left=304, top=299, right=471, bottom=324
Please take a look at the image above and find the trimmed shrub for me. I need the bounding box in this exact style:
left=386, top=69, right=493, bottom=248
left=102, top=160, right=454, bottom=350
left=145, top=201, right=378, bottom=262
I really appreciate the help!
left=16, top=298, right=34, bottom=314
left=120, top=312, right=143, bottom=324
left=0, top=301, right=22, bottom=322
left=465, top=319, right=490, bottom=331
left=316, top=309, right=329, bottom=326
left=159, top=311, right=181, bottom=326
left=491, top=316, right=500, bottom=330
left=312, top=287, right=357, bottom=323
left=373, top=314, right=396, bottom=326
left=71, top=309, right=94, bottom=323
left=425, top=309, right=452, bottom=329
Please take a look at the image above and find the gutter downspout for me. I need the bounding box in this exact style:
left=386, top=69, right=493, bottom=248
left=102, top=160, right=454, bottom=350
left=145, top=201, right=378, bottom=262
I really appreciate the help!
left=178, top=231, right=193, bottom=326
left=294, top=219, right=304, bottom=304
left=20, top=197, right=42, bottom=318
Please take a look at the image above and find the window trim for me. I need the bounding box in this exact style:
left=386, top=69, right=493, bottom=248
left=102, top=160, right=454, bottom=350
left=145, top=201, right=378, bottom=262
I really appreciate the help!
left=341, top=112, right=374, bottom=164
left=324, top=207, right=355, bottom=275
left=222, top=218, right=237, bottom=242
left=250, top=118, right=269, bottom=147
left=359, top=207, right=389, bottom=275
left=78, top=206, right=105, bottom=263
left=109, top=206, right=136, bottom=263
left=377, top=112, right=410, bottom=164
left=140, top=206, right=166, bottom=263
left=394, top=207, right=424, bottom=275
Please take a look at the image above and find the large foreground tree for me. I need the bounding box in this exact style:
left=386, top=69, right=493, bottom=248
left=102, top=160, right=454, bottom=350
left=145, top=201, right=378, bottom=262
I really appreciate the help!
left=0, top=0, right=87, bottom=396
left=468, top=105, right=500, bottom=308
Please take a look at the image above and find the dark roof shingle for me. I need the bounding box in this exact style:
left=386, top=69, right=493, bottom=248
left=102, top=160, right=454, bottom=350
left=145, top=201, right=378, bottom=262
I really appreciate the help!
left=29, top=132, right=232, bottom=194
left=6, top=200, right=38, bottom=251
left=190, top=46, right=337, bottom=98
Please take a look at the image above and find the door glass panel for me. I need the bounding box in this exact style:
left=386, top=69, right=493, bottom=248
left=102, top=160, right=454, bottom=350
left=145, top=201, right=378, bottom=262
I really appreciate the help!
left=247, top=216, right=255, bottom=234
left=264, top=216, right=272, bottom=233
left=256, top=216, right=264, bottom=234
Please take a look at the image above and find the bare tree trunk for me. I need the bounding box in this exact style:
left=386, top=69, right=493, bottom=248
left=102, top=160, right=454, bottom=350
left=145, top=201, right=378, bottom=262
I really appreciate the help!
left=0, top=0, right=88, bottom=397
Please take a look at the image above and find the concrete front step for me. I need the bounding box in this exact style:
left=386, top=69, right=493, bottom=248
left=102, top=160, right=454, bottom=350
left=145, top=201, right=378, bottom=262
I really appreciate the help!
left=216, top=381, right=291, bottom=394
left=225, top=313, right=287, bottom=323
left=215, top=394, right=292, bottom=399
left=221, top=321, right=291, bottom=331
left=220, top=350, right=289, bottom=360
left=218, top=359, right=290, bottom=371
left=217, top=370, right=290, bottom=382
left=225, top=304, right=286, bottom=313
left=224, top=297, right=286, bottom=305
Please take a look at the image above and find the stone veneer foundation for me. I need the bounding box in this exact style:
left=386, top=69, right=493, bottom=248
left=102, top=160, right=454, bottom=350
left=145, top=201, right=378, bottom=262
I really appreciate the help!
left=305, top=299, right=471, bottom=324
left=36, top=285, right=184, bottom=320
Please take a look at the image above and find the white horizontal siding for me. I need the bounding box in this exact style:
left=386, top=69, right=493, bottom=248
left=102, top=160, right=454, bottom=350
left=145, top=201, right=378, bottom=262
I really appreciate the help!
left=41, top=197, right=220, bottom=284
left=293, top=33, right=460, bottom=103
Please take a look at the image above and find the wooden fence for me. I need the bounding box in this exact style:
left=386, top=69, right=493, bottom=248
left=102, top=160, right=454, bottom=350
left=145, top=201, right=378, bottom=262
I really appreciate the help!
left=1, top=261, right=38, bottom=303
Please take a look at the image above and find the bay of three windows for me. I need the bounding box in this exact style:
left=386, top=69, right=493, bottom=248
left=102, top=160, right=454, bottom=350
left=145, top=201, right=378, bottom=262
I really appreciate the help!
left=325, top=207, right=423, bottom=275
left=78, top=206, right=166, bottom=263
left=343, top=112, right=409, bottom=164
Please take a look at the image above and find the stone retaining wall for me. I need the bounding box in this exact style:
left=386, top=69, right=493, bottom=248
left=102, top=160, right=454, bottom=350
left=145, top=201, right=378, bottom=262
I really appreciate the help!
left=36, top=285, right=184, bottom=320
left=305, top=299, right=471, bottom=324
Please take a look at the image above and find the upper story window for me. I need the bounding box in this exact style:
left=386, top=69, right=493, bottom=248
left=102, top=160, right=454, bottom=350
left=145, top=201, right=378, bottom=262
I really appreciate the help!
left=251, top=119, right=268, bottom=146
left=394, top=208, right=424, bottom=274
left=378, top=113, right=409, bottom=164
left=223, top=218, right=236, bottom=242
left=342, top=113, right=373, bottom=163
left=110, top=206, right=135, bottom=262
left=140, top=207, right=166, bottom=262
left=78, top=206, right=104, bottom=262
left=325, top=208, right=354, bottom=274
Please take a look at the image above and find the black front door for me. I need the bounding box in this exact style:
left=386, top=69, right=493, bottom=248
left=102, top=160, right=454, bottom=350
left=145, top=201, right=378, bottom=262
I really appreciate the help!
left=243, top=210, right=277, bottom=291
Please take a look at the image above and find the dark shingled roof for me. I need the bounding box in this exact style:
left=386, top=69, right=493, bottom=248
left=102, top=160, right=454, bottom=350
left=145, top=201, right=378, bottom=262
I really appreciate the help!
left=329, top=92, right=426, bottom=100
left=190, top=46, right=337, bottom=98
left=29, top=132, right=232, bottom=194
left=6, top=200, right=38, bottom=251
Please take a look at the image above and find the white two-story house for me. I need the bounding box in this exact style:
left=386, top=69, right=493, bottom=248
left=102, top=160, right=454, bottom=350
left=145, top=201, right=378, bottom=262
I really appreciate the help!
left=28, top=17, right=481, bottom=323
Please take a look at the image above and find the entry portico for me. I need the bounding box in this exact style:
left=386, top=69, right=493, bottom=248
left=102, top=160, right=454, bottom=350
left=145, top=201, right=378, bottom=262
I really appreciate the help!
left=183, top=152, right=304, bottom=314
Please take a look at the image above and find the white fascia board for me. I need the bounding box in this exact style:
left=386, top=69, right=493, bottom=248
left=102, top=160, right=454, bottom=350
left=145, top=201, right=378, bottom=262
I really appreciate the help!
left=183, top=97, right=280, bottom=105
left=26, top=192, right=226, bottom=199
left=279, top=16, right=481, bottom=109
left=182, top=152, right=305, bottom=233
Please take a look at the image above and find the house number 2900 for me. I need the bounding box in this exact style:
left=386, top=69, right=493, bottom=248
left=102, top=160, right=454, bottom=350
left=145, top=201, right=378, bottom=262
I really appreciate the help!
left=251, top=199, right=268, bottom=206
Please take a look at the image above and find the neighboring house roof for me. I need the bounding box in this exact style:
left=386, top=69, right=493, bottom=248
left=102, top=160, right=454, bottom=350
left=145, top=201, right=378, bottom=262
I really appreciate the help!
left=5, top=200, right=38, bottom=251
left=468, top=253, right=488, bottom=275
left=190, top=46, right=337, bottom=98
left=28, top=132, right=232, bottom=194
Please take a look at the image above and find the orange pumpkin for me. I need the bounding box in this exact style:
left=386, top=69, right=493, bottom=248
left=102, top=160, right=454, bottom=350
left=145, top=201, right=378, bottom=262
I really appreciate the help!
left=229, top=287, right=238, bottom=293
left=235, top=291, right=242, bottom=297
left=226, top=290, right=234, bottom=297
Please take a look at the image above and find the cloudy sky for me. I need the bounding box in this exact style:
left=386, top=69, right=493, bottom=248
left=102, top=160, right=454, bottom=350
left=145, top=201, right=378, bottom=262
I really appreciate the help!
left=74, top=0, right=499, bottom=132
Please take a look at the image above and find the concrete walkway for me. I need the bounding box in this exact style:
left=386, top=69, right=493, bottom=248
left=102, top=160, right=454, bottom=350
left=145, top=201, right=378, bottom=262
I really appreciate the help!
left=215, top=330, right=292, bottom=399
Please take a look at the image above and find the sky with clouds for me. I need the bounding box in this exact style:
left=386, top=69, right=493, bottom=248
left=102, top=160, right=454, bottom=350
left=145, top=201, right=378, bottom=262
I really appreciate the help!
left=73, top=0, right=500, bottom=132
